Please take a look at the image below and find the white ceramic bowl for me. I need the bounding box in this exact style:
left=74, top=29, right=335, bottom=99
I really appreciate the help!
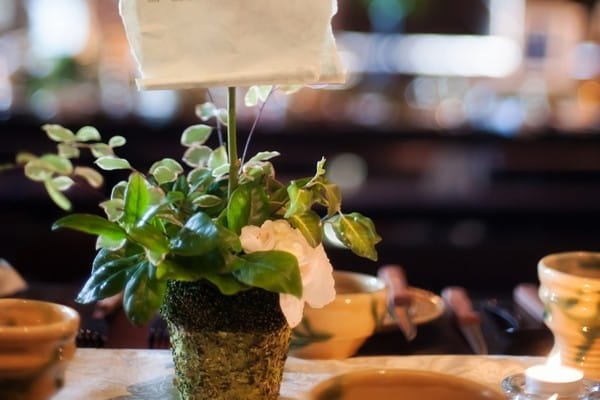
left=0, top=299, right=80, bottom=400
left=303, top=369, right=505, bottom=400
left=290, top=270, right=387, bottom=359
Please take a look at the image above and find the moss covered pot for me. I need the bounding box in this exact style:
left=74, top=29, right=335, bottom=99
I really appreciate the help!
left=161, top=280, right=291, bottom=400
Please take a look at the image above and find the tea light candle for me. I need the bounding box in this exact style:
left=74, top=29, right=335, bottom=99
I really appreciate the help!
left=524, top=354, right=584, bottom=398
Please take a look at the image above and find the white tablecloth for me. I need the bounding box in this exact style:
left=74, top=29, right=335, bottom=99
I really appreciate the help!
left=53, top=349, right=541, bottom=399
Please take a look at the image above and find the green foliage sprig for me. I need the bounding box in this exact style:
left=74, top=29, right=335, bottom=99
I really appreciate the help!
left=13, top=86, right=381, bottom=324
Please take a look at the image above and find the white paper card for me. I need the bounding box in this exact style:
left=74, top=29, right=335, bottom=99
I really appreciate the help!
left=119, top=0, right=346, bottom=90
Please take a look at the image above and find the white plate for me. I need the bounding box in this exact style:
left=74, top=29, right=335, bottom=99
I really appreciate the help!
left=380, top=287, right=445, bottom=330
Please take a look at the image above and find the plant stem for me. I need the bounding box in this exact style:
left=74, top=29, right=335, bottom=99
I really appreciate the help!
left=227, top=87, right=239, bottom=200
left=207, top=90, right=224, bottom=147
left=241, top=86, right=275, bottom=164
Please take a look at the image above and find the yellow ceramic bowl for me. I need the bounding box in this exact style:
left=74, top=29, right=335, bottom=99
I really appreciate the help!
left=290, top=270, right=387, bottom=359
left=304, top=369, right=505, bottom=400
left=0, top=299, right=80, bottom=400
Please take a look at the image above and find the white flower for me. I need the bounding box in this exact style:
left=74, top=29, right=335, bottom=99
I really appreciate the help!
left=240, top=220, right=336, bottom=327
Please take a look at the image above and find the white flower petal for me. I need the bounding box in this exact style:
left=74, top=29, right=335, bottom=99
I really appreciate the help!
left=240, top=219, right=337, bottom=327
left=303, top=247, right=335, bottom=308
left=280, top=293, right=305, bottom=328
left=240, top=225, right=267, bottom=252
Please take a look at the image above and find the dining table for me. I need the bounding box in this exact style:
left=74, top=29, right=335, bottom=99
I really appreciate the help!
left=54, top=348, right=542, bottom=399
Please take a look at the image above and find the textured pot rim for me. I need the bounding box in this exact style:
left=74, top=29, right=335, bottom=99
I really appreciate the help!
left=0, top=299, right=80, bottom=340
left=538, top=251, right=600, bottom=285
left=305, top=368, right=505, bottom=400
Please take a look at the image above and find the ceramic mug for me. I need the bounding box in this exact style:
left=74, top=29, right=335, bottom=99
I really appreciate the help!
left=290, top=270, right=387, bottom=359
left=0, top=299, right=80, bottom=400
left=538, top=251, right=600, bottom=379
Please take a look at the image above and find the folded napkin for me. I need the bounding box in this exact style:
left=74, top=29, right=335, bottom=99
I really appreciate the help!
left=119, top=0, right=346, bottom=89
left=0, top=259, right=27, bottom=297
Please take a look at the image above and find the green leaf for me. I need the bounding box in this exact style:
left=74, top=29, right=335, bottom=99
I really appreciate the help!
left=51, top=176, right=75, bottom=191
left=91, top=143, right=113, bottom=158
left=188, top=168, right=214, bottom=191
left=321, top=183, right=342, bottom=217
left=248, top=151, right=280, bottom=163
left=159, top=250, right=225, bottom=281
left=279, top=85, right=303, bottom=95
left=269, top=186, right=289, bottom=215
left=204, top=273, right=246, bottom=295
left=211, top=164, right=230, bottom=177
left=195, top=102, right=217, bottom=121
left=149, top=158, right=184, bottom=185
left=40, top=154, right=73, bottom=175
left=156, top=259, right=203, bottom=282
left=192, top=194, right=223, bottom=208
left=138, top=191, right=184, bottom=226
left=16, top=152, right=37, bottom=164
left=109, top=135, right=127, bottom=148
left=42, top=124, right=76, bottom=142
left=44, top=179, right=72, bottom=210
left=288, top=210, right=322, bottom=247
left=217, top=225, right=242, bottom=253
left=284, top=181, right=313, bottom=218
left=245, top=85, right=272, bottom=107
left=91, top=244, right=143, bottom=273
left=128, top=224, right=169, bottom=254
left=123, top=173, right=150, bottom=226
left=111, top=181, right=127, bottom=200
left=314, top=158, right=326, bottom=181
left=183, top=146, right=212, bottom=168
left=52, top=214, right=126, bottom=240
left=75, top=126, right=101, bottom=142
left=96, top=235, right=126, bottom=251
left=233, top=251, right=302, bottom=298
left=58, top=143, right=80, bottom=159
left=123, top=262, right=166, bottom=325
left=195, top=104, right=227, bottom=125
left=92, top=247, right=122, bottom=272
left=208, top=146, right=228, bottom=170
left=227, top=184, right=270, bottom=235
left=170, top=212, right=219, bottom=256
left=242, top=161, right=274, bottom=182
left=171, top=175, right=189, bottom=196
left=145, top=248, right=166, bottom=266
left=24, top=160, right=53, bottom=182
left=76, top=253, right=142, bottom=303
left=74, top=166, right=103, bottom=188
left=95, top=156, right=131, bottom=171
left=328, top=213, right=381, bottom=261
left=148, top=187, right=165, bottom=207
left=153, top=167, right=180, bottom=186
left=150, top=158, right=183, bottom=175
left=216, top=108, right=228, bottom=125
left=181, top=124, right=213, bottom=147
left=99, top=199, right=124, bottom=221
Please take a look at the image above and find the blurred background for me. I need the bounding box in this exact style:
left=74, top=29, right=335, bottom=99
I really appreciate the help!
left=1, top=0, right=600, bottom=294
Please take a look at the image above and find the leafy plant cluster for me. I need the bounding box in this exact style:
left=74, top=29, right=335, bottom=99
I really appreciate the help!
left=15, top=87, right=381, bottom=324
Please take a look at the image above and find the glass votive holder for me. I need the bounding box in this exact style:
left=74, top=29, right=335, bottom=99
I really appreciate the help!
left=502, top=373, right=600, bottom=400
left=538, top=252, right=600, bottom=379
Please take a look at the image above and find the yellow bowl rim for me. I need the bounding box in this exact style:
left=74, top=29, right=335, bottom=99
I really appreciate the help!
left=0, top=298, right=80, bottom=340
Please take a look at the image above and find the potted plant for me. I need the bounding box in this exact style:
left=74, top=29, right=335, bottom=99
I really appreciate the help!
left=13, top=86, right=381, bottom=400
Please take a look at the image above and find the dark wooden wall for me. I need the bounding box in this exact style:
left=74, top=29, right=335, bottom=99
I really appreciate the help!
left=2, top=117, right=600, bottom=293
